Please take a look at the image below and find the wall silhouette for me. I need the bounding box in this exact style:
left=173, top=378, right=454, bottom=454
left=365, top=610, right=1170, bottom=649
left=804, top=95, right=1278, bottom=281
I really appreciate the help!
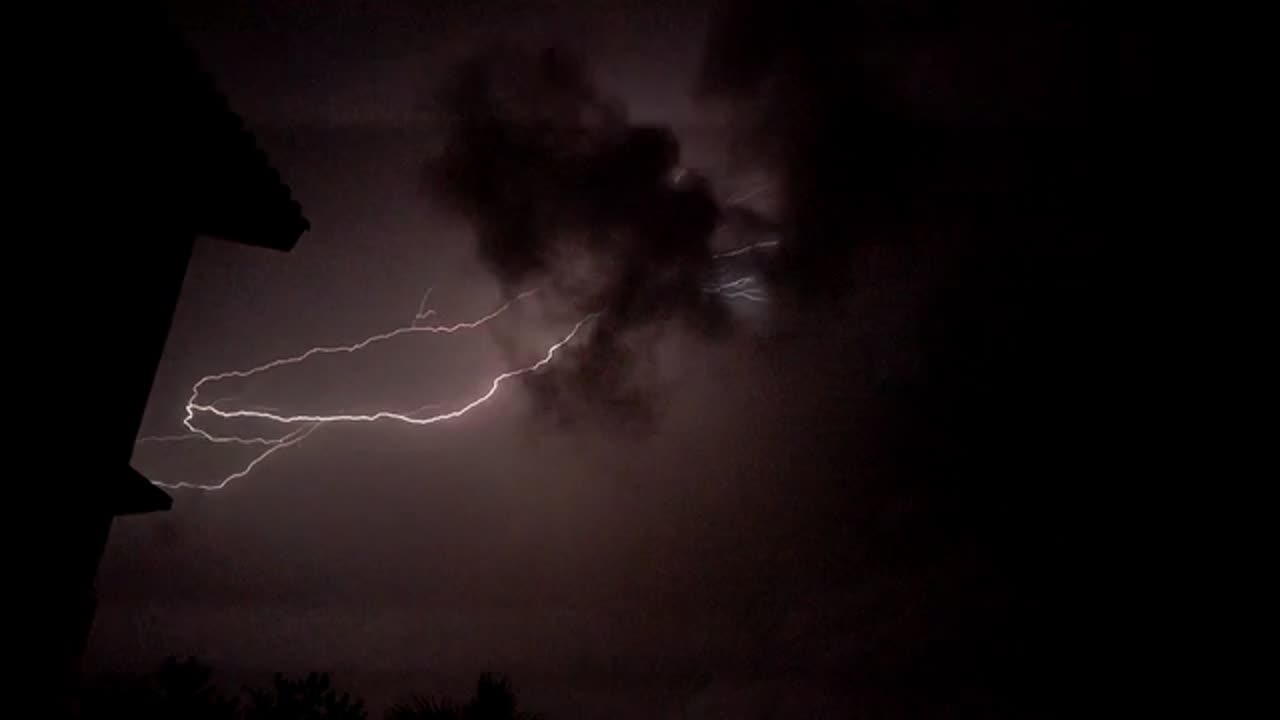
left=48, top=7, right=308, bottom=715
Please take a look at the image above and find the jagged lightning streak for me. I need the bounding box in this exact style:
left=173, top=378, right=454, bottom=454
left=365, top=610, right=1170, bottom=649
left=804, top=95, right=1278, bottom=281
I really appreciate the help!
left=705, top=240, right=778, bottom=303
left=188, top=313, right=597, bottom=428
left=151, top=308, right=596, bottom=492
left=413, top=287, right=437, bottom=323
left=706, top=275, right=768, bottom=303
left=712, top=239, right=779, bottom=260
left=140, top=290, right=594, bottom=491
left=725, top=182, right=773, bottom=206
left=152, top=424, right=321, bottom=491
left=139, top=230, right=778, bottom=490
left=184, top=288, right=539, bottom=408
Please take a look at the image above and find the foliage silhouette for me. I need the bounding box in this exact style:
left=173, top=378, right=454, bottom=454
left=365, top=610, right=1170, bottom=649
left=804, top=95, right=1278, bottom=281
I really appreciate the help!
left=80, top=656, right=239, bottom=720
left=80, top=658, right=545, bottom=719
left=387, top=673, right=542, bottom=720
left=153, top=657, right=242, bottom=720
left=245, top=672, right=367, bottom=720
left=385, top=696, right=462, bottom=720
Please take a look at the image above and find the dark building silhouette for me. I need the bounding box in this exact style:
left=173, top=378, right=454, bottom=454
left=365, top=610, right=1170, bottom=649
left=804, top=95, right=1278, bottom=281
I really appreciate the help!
left=48, top=12, right=308, bottom=714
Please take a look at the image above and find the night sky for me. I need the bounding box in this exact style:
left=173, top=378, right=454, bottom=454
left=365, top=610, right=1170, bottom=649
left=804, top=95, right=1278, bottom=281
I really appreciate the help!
left=92, top=1, right=1112, bottom=717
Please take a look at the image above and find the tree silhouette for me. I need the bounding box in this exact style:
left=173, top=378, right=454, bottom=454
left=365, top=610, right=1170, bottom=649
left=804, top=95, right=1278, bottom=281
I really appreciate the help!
left=80, top=656, right=239, bottom=720
left=245, top=672, right=367, bottom=720
left=152, top=657, right=241, bottom=720
left=81, top=661, right=544, bottom=719
left=386, top=673, right=541, bottom=720
left=386, top=696, right=462, bottom=720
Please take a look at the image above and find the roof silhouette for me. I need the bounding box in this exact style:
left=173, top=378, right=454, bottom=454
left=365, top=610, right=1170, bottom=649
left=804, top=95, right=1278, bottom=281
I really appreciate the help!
left=100, top=16, right=309, bottom=511
left=49, top=12, right=310, bottom=709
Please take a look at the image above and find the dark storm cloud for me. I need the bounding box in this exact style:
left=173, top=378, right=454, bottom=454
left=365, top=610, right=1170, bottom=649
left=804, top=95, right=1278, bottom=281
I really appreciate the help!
left=698, top=0, right=1096, bottom=299
left=425, top=46, right=729, bottom=412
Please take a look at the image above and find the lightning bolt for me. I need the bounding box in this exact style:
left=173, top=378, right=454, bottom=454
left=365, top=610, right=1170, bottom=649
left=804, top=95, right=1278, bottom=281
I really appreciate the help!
left=724, top=182, right=773, bottom=206
left=413, top=287, right=437, bottom=323
left=139, top=239, right=776, bottom=491
left=706, top=275, right=768, bottom=303
left=139, top=290, right=595, bottom=491
left=706, top=241, right=778, bottom=303
left=187, top=313, right=597, bottom=428
left=152, top=424, right=322, bottom=492
left=712, top=239, right=779, bottom=260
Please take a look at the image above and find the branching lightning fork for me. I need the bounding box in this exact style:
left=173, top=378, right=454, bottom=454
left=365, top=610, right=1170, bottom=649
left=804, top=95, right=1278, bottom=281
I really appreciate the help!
left=139, top=239, right=774, bottom=491
left=141, top=290, right=593, bottom=491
